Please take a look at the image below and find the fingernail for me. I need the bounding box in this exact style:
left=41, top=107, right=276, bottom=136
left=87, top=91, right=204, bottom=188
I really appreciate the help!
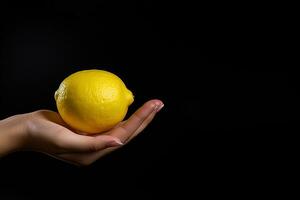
left=155, top=103, right=164, bottom=112
left=109, top=139, right=123, bottom=147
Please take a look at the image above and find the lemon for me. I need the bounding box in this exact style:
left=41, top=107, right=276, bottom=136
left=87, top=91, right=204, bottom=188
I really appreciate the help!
left=54, top=69, right=134, bottom=134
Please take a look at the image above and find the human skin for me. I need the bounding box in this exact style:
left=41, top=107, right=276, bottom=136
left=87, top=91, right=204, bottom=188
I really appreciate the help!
left=0, top=99, right=164, bottom=166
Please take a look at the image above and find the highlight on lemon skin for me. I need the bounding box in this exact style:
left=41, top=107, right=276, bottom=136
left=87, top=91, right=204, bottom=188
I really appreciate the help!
left=54, top=69, right=134, bottom=135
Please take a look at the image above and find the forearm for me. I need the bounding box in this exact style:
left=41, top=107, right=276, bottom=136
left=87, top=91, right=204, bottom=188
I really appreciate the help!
left=0, top=114, right=28, bottom=157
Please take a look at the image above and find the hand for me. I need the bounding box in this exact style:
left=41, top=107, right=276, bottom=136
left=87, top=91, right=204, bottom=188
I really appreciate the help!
left=0, top=100, right=164, bottom=166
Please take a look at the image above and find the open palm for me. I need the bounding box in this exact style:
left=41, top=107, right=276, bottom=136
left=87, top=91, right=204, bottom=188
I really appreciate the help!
left=25, top=100, right=163, bottom=166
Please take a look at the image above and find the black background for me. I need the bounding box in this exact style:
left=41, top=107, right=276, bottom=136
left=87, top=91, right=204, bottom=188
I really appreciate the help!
left=0, top=1, right=296, bottom=199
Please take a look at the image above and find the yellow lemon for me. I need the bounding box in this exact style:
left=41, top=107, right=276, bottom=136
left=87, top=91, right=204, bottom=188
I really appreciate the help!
left=54, top=69, right=134, bottom=134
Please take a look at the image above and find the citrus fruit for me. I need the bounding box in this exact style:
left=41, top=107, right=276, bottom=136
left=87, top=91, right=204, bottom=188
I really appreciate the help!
left=54, top=69, right=134, bottom=134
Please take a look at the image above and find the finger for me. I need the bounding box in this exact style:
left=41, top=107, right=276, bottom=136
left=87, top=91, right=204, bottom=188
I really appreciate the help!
left=44, top=152, right=84, bottom=167
left=108, top=99, right=163, bottom=143
left=108, top=103, right=163, bottom=142
left=81, top=101, right=164, bottom=161
left=129, top=103, right=163, bottom=140
left=57, top=153, right=94, bottom=166
left=57, top=145, right=121, bottom=166
left=55, top=129, right=123, bottom=153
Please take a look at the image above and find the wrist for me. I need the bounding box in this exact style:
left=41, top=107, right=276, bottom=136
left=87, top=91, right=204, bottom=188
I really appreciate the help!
left=0, top=114, right=30, bottom=156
